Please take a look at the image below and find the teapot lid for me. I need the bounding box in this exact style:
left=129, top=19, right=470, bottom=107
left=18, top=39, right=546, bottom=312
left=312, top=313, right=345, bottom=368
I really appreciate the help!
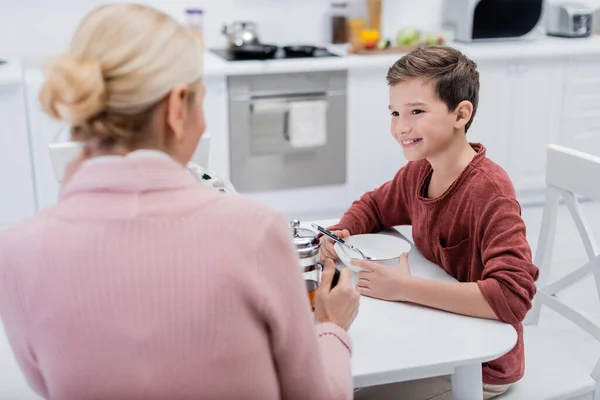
left=289, top=220, right=320, bottom=257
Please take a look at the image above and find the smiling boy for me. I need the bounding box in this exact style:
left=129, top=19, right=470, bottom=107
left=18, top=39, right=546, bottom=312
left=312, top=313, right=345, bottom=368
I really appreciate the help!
left=321, top=46, right=539, bottom=399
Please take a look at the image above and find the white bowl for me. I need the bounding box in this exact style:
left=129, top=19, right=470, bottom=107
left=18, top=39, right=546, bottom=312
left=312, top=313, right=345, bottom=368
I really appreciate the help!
left=334, top=234, right=412, bottom=272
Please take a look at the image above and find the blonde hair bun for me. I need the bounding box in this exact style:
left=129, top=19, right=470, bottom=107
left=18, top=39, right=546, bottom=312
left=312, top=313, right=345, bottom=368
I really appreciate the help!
left=40, top=54, right=106, bottom=124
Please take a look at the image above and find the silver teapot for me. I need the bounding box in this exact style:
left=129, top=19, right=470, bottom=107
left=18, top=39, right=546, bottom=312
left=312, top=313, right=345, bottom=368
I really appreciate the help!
left=222, top=21, right=260, bottom=47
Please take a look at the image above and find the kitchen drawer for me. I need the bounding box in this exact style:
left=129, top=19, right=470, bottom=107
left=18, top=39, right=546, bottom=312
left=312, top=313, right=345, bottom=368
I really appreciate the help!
left=565, top=55, right=600, bottom=85
left=562, top=89, right=600, bottom=119
left=228, top=70, right=347, bottom=97
left=561, top=118, right=600, bottom=157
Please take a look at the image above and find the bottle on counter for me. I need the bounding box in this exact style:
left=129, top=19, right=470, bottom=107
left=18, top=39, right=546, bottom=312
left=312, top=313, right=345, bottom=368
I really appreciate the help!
left=330, top=1, right=350, bottom=44
left=367, top=0, right=382, bottom=33
left=185, top=8, right=204, bottom=71
left=186, top=8, right=204, bottom=48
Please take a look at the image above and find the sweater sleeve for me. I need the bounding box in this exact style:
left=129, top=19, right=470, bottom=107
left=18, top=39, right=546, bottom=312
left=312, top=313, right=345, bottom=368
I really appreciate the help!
left=0, top=248, right=48, bottom=398
left=476, top=197, right=540, bottom=325
left=328, top=166, right=412, bottom=234
left=256, top=214, right=354, bottom=400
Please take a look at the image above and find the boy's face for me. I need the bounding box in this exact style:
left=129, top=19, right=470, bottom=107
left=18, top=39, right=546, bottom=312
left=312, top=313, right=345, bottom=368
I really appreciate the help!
left=389, top=78, right=459, bottom=162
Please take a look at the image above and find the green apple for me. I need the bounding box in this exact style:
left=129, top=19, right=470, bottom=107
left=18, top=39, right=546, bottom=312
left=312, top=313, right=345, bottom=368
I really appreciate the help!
left=397, top=27, right=420, bottom=46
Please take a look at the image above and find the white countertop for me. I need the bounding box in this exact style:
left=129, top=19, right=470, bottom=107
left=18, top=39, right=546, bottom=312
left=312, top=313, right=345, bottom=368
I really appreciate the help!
left=0, top=59, right=22, bottom=86
left=204, top=35, right=600, bottom=78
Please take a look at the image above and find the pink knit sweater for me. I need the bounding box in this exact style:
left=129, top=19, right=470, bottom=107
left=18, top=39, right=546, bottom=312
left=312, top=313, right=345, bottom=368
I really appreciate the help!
left=0, top=156, right=353, bottom=400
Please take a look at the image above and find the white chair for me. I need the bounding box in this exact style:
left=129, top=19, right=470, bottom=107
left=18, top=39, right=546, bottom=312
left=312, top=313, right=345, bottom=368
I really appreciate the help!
left=48, top=134, right=211, bottom=183
left=500, top=145, right=600, bottom=400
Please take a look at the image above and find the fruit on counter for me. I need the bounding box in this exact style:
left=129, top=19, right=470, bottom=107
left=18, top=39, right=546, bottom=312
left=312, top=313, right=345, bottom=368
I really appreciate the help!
left=377, top=39, right=391, bottom=49
left=423, top=32, right=447, bottom=45
left=423, top=34, right=436, bottom=45
left=360, top=29, right=380, bottom=49
left=396, top=27, right=420, bottom=46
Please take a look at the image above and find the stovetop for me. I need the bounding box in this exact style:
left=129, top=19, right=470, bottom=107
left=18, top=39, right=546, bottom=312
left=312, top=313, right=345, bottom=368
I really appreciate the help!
left=210, top=48, right=339, bottom=62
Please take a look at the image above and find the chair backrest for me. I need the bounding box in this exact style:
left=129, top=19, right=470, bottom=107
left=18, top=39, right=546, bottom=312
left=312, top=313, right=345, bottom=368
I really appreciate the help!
left=526, top=144, right=600, bottom=380
left=48, top=134, right=211, bottom=183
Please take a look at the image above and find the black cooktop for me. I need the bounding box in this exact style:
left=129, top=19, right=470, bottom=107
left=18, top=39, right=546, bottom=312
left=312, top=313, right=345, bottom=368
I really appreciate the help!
left=210, top=47, right=339, bottom=62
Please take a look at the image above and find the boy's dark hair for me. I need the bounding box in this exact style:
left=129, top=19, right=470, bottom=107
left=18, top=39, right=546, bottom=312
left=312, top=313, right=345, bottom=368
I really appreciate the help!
left=386, top=46, right=480, bottom=132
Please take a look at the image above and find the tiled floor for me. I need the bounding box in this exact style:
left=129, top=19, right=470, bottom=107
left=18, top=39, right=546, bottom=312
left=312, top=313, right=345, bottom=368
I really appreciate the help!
left=1, top=201, right=600, bottom=399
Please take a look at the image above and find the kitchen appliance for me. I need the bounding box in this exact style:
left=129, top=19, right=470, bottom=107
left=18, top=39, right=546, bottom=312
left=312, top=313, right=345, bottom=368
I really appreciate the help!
left=289, top=220, right=323, bottom=310
left=545, top=1, right=593, bottom=38
left=228, top=70, right=347, bottom=193
left=330, top=1, right=350, bottom=44
left=210, top=46, right=339, bottom=61
left=222, top=21, right=260, bottom=47
left=226, top=44, right=279, bottom=60
left=443, top=0, right=544, bottom=42
left=594, top=7, right=600, bottom=35
left=289, top=220, right=341, bottom=310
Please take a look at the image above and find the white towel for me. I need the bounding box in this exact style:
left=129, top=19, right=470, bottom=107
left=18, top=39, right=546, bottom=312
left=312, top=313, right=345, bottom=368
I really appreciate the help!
left=288, top=100, right=328, bottom=148
left=252, top=100, right=288, bottom=114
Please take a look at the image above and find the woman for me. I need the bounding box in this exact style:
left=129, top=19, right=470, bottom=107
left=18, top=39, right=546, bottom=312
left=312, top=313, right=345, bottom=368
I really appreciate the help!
left=0, top=4, right=360, bottom=400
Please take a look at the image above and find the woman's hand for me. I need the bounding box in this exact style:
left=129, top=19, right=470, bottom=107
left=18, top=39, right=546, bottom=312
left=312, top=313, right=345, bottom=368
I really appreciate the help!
left=352, top=252, right=412, bottom=302
left=319, top=229, right=350, bottom=261
left=314, top=259, right=360, bottom=331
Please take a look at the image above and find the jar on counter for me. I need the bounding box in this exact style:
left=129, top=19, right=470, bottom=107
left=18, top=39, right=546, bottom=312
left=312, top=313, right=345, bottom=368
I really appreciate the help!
left=348, top=18, right=366, bottom=51
left=330, top=2, right=350, bottom=44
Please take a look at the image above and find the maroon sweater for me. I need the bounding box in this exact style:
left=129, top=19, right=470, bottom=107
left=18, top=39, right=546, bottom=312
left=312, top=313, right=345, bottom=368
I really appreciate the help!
left=329, top=143, right=539, bottom=385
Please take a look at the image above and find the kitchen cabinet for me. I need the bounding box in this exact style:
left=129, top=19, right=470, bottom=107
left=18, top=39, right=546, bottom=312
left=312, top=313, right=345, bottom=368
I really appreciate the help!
left=347, top=67, right=406, bottom=200
left=471, top=59, right=564, bottom=204
left=468, top=61, right=512, bottom=171
left=0, top=83, right=36, bottom=226
left=560, top=55, right=600, bottom=157
left=507, top=59, right=565, bottom=202
left=202, top=75, right=230, bottom=178
left=25, top=70, right=69, bottom=212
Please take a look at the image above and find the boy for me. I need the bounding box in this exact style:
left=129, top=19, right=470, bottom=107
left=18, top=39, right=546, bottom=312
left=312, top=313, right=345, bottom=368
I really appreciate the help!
left=321, top=46, right=539, bottom=399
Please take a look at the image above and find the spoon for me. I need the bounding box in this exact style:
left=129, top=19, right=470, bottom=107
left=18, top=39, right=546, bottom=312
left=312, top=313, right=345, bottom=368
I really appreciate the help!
left=311, top=223, right=372, bottom=260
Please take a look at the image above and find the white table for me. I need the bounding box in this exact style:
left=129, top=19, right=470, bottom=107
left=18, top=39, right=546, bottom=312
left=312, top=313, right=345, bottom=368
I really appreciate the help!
left=308, top=220, right=518, bottom=400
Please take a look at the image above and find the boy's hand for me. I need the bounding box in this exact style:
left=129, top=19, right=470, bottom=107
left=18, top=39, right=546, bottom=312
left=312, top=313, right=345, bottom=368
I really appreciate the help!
left=352, top=252, right=412, bottom=301
left=319, top=229, right=350, bottom=261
